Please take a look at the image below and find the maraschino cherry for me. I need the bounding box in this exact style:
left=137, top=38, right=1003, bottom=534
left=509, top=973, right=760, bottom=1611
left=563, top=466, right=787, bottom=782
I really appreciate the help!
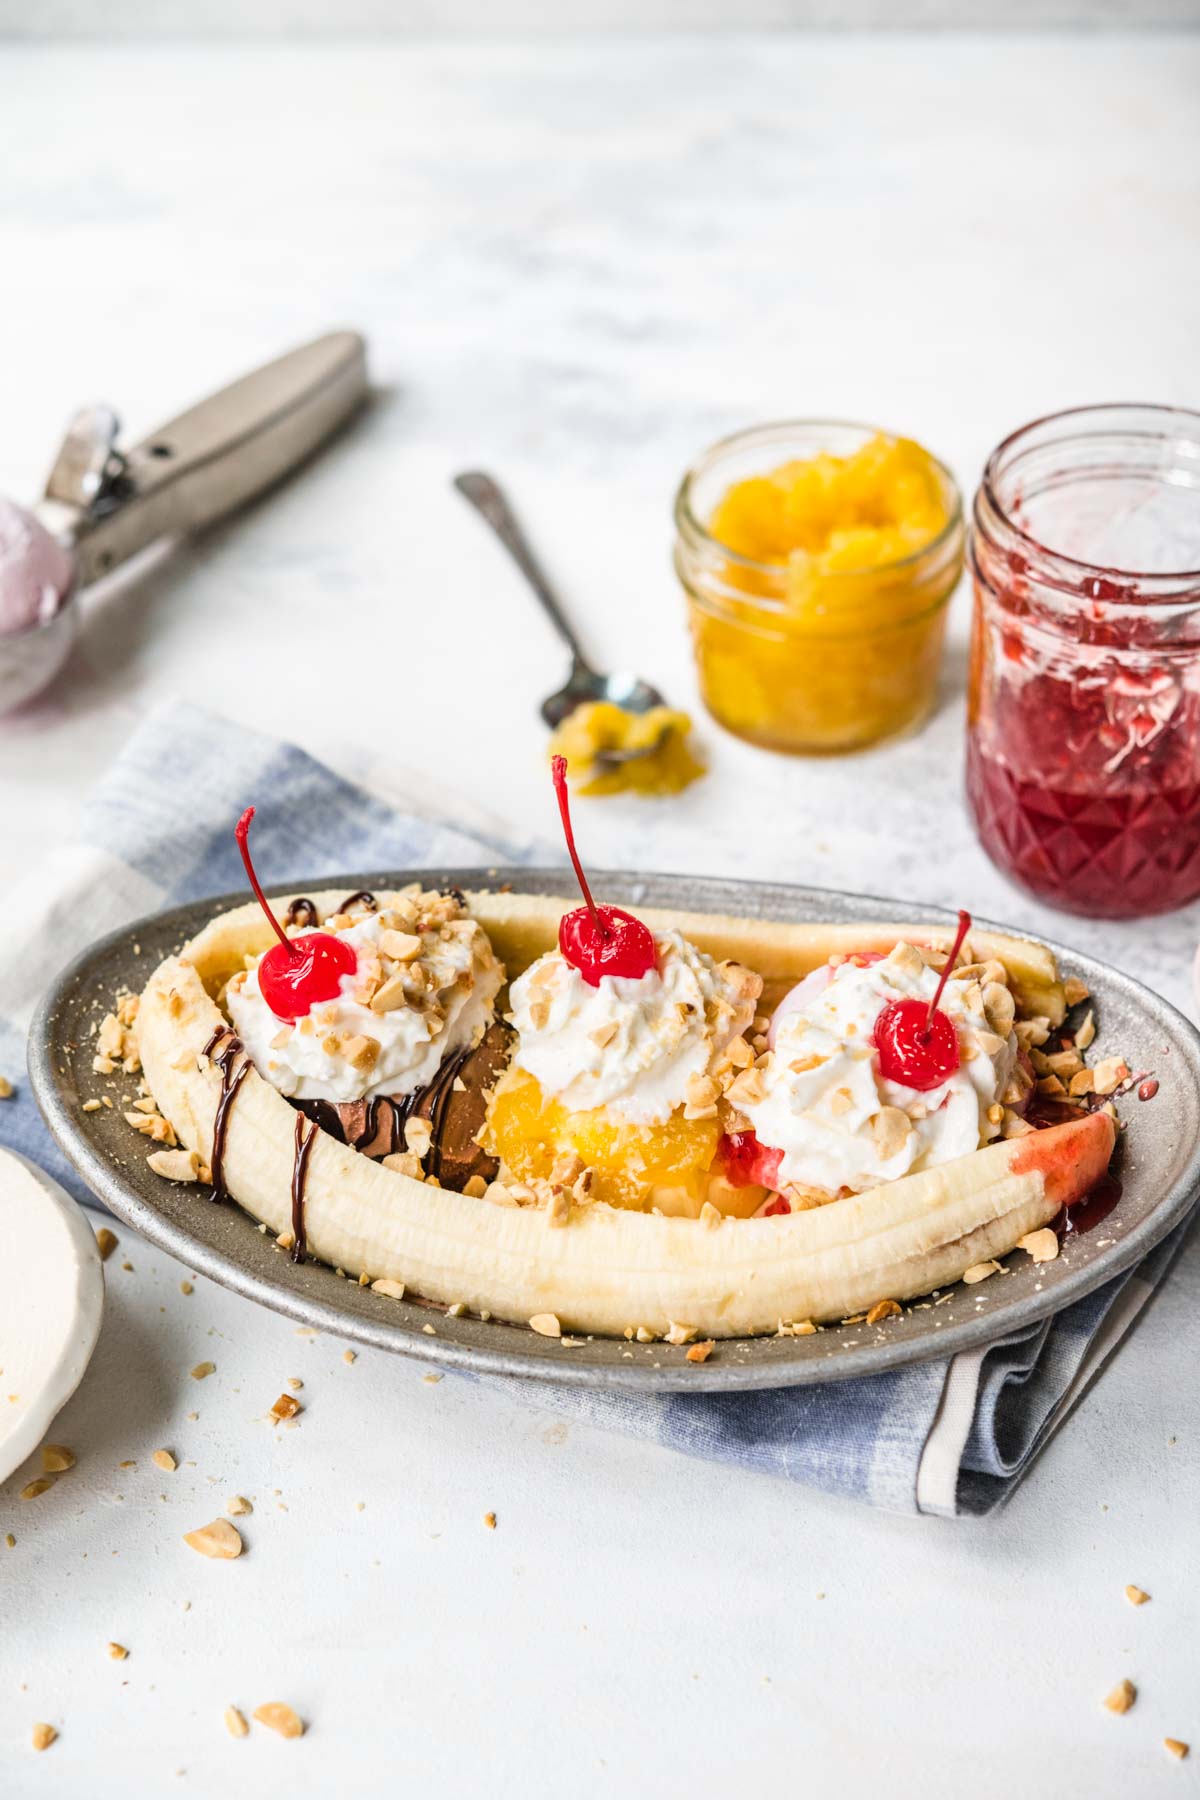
left=873, top=910, right=972, bottom=1092
left=551, top=755, right=656, bottom=986
left=235, top=807, right=357, bottom=1024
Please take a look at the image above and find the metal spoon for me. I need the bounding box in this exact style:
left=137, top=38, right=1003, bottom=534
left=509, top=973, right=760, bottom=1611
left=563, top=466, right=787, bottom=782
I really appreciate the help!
left=453, top=470, right=670, bottom=768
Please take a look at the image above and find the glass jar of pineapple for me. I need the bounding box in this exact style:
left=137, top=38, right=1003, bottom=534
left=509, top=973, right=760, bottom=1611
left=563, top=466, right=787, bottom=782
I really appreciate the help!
left=673, top=421, right=965, bottom=754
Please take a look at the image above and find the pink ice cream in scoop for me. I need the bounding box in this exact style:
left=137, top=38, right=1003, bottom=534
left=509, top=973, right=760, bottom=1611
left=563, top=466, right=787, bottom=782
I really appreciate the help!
left=0, top=500, right=74, bottom=635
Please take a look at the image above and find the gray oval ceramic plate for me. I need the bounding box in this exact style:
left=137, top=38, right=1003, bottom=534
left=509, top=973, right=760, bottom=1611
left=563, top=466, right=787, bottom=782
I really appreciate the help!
left=29, top=868, right=1200, bottom=1392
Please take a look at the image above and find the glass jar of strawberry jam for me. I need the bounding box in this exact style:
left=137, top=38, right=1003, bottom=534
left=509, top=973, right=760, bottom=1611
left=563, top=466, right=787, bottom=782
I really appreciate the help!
left=967, top=405, right=1200, bottom=918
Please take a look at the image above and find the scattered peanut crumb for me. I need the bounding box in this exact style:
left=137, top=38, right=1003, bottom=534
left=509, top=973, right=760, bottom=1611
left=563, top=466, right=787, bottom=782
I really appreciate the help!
left=226, top=1495, right=252, bottom=1516
left=1125, top=1584, right=1150, bottom=1606
left=82, top=1098, right=101, bottom=1113
left=370, top=1279, right=406, bottom=1300
left=866, top=1299, right=902, bottom=1325
left=1018, top=1228, right=1060, bottom=1264
left=95, top=1227, right=119, bottom=1261
left=152, top=1449, right=177, bottom=1473
left=180, top=1280, right=193, bottom=1296
left=963, top=1260, right=1001, bottom=1285
left=1164, top=1739, right=1189, bottom=1761
left=224, top=1706, right=249, bottom=1739
left=183, top=1518, right=243, bottom=1560
left=41, top=1444, right=75, bottom=1473
left=342, top=1350, right=356, bottom=1365
left=31, top=1722, right=57, bottom=1752
left=5, top=1533, right=14, bottom=1548
left=484, top=1511, right=497, bottom=1530
left=190, top=1362, right=216, bottom=1381
left=253, top=1702, right=304, bottom=1739
left=0, top=1076, right=12, bottom=1098
left=529, top=1313, right=561, bottom=1338
left=20, top=1478, right=54, bottom=1500
left=686, top=1341, right=715, bottom=1364
left=1104, top=1678, right=1136, bottom=1714
left=107, top=1642, right=129, bottom=1661
left=269, top=1393, right=302, bottom=1424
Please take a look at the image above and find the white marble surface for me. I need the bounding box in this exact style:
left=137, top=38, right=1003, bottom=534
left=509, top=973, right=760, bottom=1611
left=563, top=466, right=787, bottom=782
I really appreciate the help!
left=1, top=35, right=1199, bottom=1797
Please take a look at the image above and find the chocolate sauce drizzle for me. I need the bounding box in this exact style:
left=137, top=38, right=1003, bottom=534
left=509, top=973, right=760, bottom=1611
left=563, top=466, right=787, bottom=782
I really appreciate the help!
left=397, top=1043, right=474, bottom=1184
left=291, top=1112, right=317, bottom=1261
left=338, top=889, right=377, bottom=914
left=202, top=1025, right=251, bottom=1203
left=284, top=896, right=319, bottom=929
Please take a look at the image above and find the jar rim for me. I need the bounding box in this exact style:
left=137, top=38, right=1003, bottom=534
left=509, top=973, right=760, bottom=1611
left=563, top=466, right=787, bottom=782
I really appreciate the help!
left=673, top=418, right=965, bottom=587
left=980, top=402, right=1200, bottom=589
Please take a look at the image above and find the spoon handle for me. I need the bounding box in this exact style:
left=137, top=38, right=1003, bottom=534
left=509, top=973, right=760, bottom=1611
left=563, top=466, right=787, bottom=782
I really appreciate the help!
left=454, top=471, right=593, bottom=672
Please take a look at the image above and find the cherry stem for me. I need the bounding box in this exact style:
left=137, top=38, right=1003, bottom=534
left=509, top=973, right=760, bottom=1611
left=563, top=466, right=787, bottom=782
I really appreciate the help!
left=235, top=807, right=300, bottom=961
left=551, top=755, right=610, bottom=941
left=923, top=910, right=972, bottom=1039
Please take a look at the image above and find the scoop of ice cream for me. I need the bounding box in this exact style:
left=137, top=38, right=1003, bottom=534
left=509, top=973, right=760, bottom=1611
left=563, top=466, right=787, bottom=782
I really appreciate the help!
left=298, top=1020, right=514, bottom=1189
left=743, top=942, right=1018, bottom=1197
left=508, top=928, right=761, bottom=1126
left=227, top=890, right=504, bottom=1104
left=0, top=501, right=74, bottom=635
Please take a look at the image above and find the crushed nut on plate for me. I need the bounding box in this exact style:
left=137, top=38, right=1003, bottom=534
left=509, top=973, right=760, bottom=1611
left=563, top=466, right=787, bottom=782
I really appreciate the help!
left=269, top=1394, right=302, bottom=1424
left=1017, top=1229, right=1059, bottom=1264
left=31, top=1722, right=57, bottom=1752
left=107, top=1642, right=129, bottom=1661
left=1125, top=1585, right=1150, bottom=1606
left=370, top=1278, right=405, bottom=1300
left=41, top=1444, right=75, bottom=1474
left=224, top=1706, right=249, bottom=1739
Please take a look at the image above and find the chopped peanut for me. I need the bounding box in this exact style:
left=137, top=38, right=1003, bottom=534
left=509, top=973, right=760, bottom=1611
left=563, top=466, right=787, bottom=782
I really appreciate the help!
left=253, top=1702, right=304, bottom=1739
left=183, top=1519, right=243, bottom=1560
left=1104, top=1679, right=1136, bottom=1714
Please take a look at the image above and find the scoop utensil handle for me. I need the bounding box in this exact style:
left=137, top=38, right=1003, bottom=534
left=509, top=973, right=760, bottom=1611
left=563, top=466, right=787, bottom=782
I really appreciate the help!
left=36, top=330, right=368, bottom=589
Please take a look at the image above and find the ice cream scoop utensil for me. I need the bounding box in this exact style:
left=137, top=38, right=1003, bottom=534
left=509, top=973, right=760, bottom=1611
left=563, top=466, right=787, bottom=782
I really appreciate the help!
left=0, top=331, right=367, bottom=715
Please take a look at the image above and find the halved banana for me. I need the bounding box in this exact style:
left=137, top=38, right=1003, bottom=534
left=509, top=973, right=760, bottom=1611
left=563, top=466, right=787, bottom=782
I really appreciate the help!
left=134, top=889, right=1105, bottom=1338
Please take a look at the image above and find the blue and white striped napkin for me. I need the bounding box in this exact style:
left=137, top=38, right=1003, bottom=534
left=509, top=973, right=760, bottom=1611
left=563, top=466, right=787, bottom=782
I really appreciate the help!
left=2, top=701, right=1192, bottom=1517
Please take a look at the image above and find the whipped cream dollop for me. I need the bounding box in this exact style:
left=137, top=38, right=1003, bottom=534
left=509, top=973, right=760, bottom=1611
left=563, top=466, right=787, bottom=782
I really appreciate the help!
left=227, top=893, right=504, bottom=1104
left=743, top=943, right=1018, bottom=1197
left=508, top=929, right=760, bottom=1126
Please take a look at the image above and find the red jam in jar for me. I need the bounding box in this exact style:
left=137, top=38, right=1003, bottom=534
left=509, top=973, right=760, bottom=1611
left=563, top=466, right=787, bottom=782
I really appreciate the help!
left=966, top=405, right=1200, bottom=919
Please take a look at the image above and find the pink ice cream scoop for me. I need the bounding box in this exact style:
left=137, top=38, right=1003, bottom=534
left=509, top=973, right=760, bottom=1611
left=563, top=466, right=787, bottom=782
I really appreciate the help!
left=0, top=499, right=75, bottom=635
